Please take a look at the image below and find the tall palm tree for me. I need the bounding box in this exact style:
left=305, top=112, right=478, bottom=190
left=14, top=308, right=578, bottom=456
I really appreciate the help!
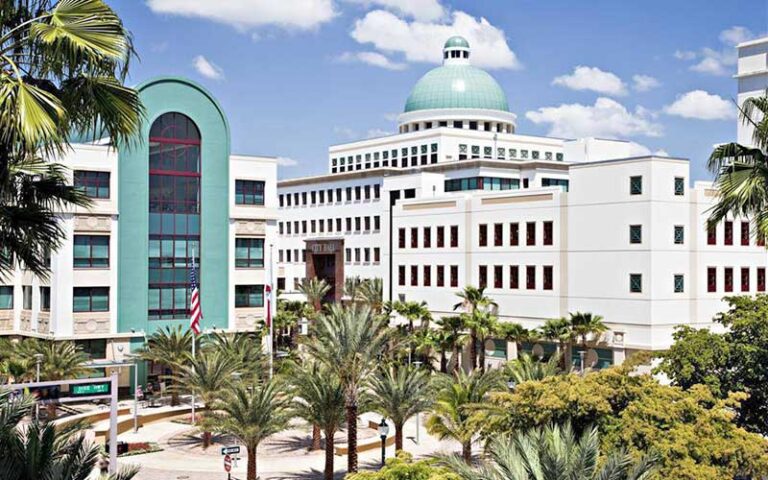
left=344, top=276, right=364, bottom=303
left=357, top=278, right=383, bottom=313
left=369, top=365, right=433, bottom=452
left=277, top=298, right=311, bottom=348
left=426, top=369, right=504, bottom=463
left=453, top=286, right=497, bottom=371
left=304, top=304, right=391, bottom=473
left=203, top=331, right=264, bottom=380
left=299, top=277, right=331, bottom=315
left=175, top=351, right=236, bottom=448
left=569, top=311, right=608, bottom=349
left=707, top=92, right=768, bottom=234
left=211, top=380, right=291, bottom=480
left=498, top=322, right=531, bottom=361
left=430, top=329, right=457, bottom=373
left=18, top=340, right=92, bottom=381
left=467, top=310, right=499, bottom=373
left=436, top=315, right=467, bottom=373
left=0, top=390, right=140, bottom=480
left=137, top=326, right=192, bottom=406
left=538, top=317, right=572, bottom=362
left=289, top=360, right=345, bottom=480
left=0, top=0, right=143, bottom=278
left=440, top=422, right=657, bottom=480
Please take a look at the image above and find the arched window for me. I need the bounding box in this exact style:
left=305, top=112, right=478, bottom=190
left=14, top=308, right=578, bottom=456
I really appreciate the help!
left=147, top=113, right=202, bottom=320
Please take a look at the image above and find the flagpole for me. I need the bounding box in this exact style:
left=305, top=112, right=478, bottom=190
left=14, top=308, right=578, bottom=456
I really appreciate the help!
left=190, top=248, right=197, bottom=426
left=268, top=243, right=274, bottom=380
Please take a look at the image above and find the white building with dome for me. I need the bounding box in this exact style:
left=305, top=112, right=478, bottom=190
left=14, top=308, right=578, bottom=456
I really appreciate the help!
left=278, top=36, right=768, bottom=370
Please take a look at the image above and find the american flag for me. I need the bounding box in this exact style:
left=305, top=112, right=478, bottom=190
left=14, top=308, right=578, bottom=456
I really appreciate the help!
left=265, top=284, right=272, bottom=328
left=189, top=259, right=202, bottom=335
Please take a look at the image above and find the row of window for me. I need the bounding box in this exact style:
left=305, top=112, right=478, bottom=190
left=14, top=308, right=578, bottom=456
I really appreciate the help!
left=0, top=286, right=50, bottom=310
left=330, top=144, right=438, bottom=174
left=401, top=119, right=512, bottom=134
left=398, top=265, right=459, bottom=288
left=398, top=226, right=459, bottom=249
left=479, top=222, right=554, bottom=247
left=706, top=266, right=767, bottom=293
left=629, top=175, right=686, bottom=196
left=280, top=184, right=381, bottom=207
left=345, top=247, right=381, bottom=264
left=445, top=176, right=519, bottom=192
left=458, top=144, right=564, bottom=162
left=479, top=265, right=554, bottom=290
left=280, top=216, right=381, bottom=236
left=707, top=221, right=765, bottom=247
left=396, top=264, right=556, bottom=291
left=629, top=225, right=687, bottom=245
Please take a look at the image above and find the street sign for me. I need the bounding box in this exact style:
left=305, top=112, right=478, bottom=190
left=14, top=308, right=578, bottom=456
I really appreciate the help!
left=221, top=446, right=240, bottom=455
left=71, top=382, right=110, bottom=397
left=223, top=455, right=232, bottom=473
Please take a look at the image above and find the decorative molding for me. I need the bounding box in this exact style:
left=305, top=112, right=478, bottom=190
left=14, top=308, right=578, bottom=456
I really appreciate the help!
left=73, top=313, right=110, bottom=334
left=234, top=307, right=264, bottom=330
left=37, top=312, right=50, bottom=334
left=74, top=215, right=112, bottom=233
left=234, top=220, right=266, bottom=236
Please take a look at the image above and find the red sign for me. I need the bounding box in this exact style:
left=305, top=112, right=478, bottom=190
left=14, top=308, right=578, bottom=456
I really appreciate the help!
left=224, top=454, right=232, bottom=473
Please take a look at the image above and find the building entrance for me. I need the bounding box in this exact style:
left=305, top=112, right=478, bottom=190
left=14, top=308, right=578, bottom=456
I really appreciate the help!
left=305, top=239, right=344, bottom=303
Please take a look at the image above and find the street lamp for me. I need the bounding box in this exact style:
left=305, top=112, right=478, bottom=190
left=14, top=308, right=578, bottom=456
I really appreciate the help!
left=33, top=353, right=43, bottom=421
left=578, top=351, right=586, bottom=375
left=378, top=418, right=389, bottom=467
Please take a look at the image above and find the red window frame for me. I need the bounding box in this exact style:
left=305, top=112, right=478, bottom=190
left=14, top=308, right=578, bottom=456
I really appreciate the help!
left=526, top=265, right=536, bottom=289
left=510, top=223, right=519, bottom=246
left=707, top=225, right=716, bottom=245
left=423, top=265, right=431, bottom=286
left=437, top=265, right=445, bottom=287
left=479, top=224, right=488, bottom=247
left=398, top=228, right=406, bottom=248
left=450, top=265, right=458, bottom=288
left=758, top=267, right=766, bottom=292
left=437, top=226, right=445, bottom=248
left=410, top=265, right=418, bottom=286
left=509, top=266, right=519, bottom=289
left=741, top=267, right=750, bottom=292
left=724, top=267, right=734, bottom=292
left=479, top=265, right=488, bottom=289
left=411, top=228, right=418, bottom=248
left=494, top=224, right=503, bottom=246
left=398, top=266, right=405, bottom=286
left=724, top=221, right=733, bottom=245
left=707, top=267, right=717, bottom=292
left=423, top=227, right=431, bottom=248
left=526, top=222, right=536, bottom=246
left=494, top=265, right=503, bottom=288
left=741, top=222, right=750, bottom=246
left=543, top=221, right=554, bottom=246
left=450, top=226, right=459, bottom=247
left=543, top=265, right=553, bottom=290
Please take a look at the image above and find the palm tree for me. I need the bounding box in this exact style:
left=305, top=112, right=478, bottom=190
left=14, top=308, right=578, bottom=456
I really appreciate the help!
left=431, top=329, right=457, bottom=373
left=175, top=351, right=236, bottom=448
left=426, top=369, right=504, bottom=463
left=203, top=332, right=264, bottom=380
left=304, top=304, right=391, bottom=473
left=538, top=317, right=572, bottom=362
left=453, top=286, right=497, bottom=371
left=504, top=353, right=561, bottom=385
left=344, top=276, right=364, bottom=303
left=137, top=326, right=192, bottom=406
left=436, top=315, right=467, bottom=373
left=497, top=322, right=531, bottom=361
left=211, top=380, right=291, bottom=480
left=299, top=277, right=331, bottom=315
left=18, top=340, right=91, bottom=381
left=707, top=92, right=768, bottom=235
left=369, top=365, right=433, bottom=452
left=569, top=311, right=608, bottom=349
left=0, top=390, right=140, bottom=480
left=466, top=310, right=499, bottom=373
left=357, top=278, right=383, bottom=313
left=440, top=422, right=657, bottom=480
left=0, top=0, right=143, bottom=278
left=289, top=360, right=345, bottom=480
left=277, top=298, right=311, bottom=348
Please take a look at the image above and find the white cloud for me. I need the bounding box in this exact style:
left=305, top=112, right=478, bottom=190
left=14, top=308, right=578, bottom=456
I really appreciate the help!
left=351, top=9, right=520, bottom=70
left=632, top=74, right=661, bottom=92
left=674, top=50, right=697, bottom=60
left=663, top=90, right=736, bottom=121
left=366, top=128, right=393, bottom=138
left=525, top=97, right=663, bottom=139
left=337, top=51, right=407, bottom=70
left=193, top=55, right=224, bottom=80
left=345, top=0, right=444, bottom=21
left=383, top=113, right=399, bottom=121
left=676, top=26, right=755, bottom=76
left=333, top=126, right=357, bottom=139
left=276, top=157, right=299, bottom=167
left=146, top=0, right=337, bottom=31
left=627, top=142, right=669, bottom=157
left=719, top=26, right=755, bottom=46
left=552, top=66, right=627, bottom=96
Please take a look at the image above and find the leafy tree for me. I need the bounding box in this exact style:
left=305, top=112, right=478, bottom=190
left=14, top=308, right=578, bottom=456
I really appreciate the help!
left=440, top=423, right=657, bottom=480
left=304, top=304, right=391, bottom=473
left=654, top=326, right=731, bottom=396
left=426, top=369, right=503, bottom=463
left=348, top=452, right=459, bottom=480
left=0, top=0, right=143, bottom=277
left=453, top=286, right=496, bottom=371
left=210, top=380, right=291, bottom=480
left=137, top=326, right=192, bottom=406
left=369, top=365, right=433, bottom=452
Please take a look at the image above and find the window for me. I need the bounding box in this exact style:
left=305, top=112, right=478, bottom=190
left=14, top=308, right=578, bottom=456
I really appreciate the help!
left=346, top=187, right=352, bottom=201
left=629, top=274, right=642, bottom=293
left=630, top=176, right=642, bottom=195
left=345, top=248, right=351, bottom=263
left=354, top=248, right=361, bottom=263
left=0, top=286, right=12, bottom=309
left=374, top=216, right=380, bottom=231
left=510, top=223, right=519, bottom=246
left=509, top=266, right=519, bottom=289
left=526, top=266, right=536, bottom=290
left=450, top=265, right=458, bottom=288
left=364, top=248, right=370, bottom=263
left=494, top=224, right=503, bottom=246
left=398, top=228, right=406, bottom=249
left=479, top=266, right=488, bottom=289
left=346, top=218, right=352, bottom=232
left=437, top=226, right=445, bottom=248
left=423, top=227, right=431, bottom=248
left=450, top=226, right=458, bottom=247
left=541, top=178, right=570, bottom=192
left=741, top=221, right=750, bottom=246
left=411, top=265, right=418, bottom=286
left=355, top=186, right=361, bottom=201
left=235, top=180, right=265, bottom=205
left=526, top=222, right=536, bottom=246
left=235, top=285, right=264, bottom=308
left=543, top=221, right=553, bottom=246
left=707, top=224, right=717, bottom=245
left=629, top=225, right=642, bottom=244
left=398, top=266, right=406, bottom=286
left=724, top=267, right=734, bottom=292
left=73, top=235, right=109, bottom=268
left=423, top=266, right=431, bottom=286
left=22, top=286, right=31, bottom=310
left=543, top=266, right=553, bottom=290
left=364, top=217, right=370, bottom=232
left=741, top=267, right=750, bottom=292
left=674, top=177, right=685, bottom=196
left=758, top=267, right=766, bottom=292
left=311, top=191, right=316, bottom=205
left=437, top=265, right=445, bottom=287
left=374, top=184, right=381, bottom=199
left=73, top=287, right=109, bottom=312
left=75, top=338, right=106, bottom=359
left=674, top=274, right=684, bottom=293
left=74, top=170, right=110, bottom=199
left=707, top=267, right=717, bottom=292
left=411, top=227, right=418, bottom=248
left=40, top=287, right=50, bottom=311
left=674, top=226, right=684, bottom=245
left=336, top=218, right=342, bottom=232
left=374, top=248, right=380, bottom=263
left=494, top=265, right=503, bottom=288
left=235, top=238, right=264, bottom=268
left=354, top=218, right=361, bottom=232
left=479, top=224, right=488, bottom=247
left=724, top=221, right=733, bottom=245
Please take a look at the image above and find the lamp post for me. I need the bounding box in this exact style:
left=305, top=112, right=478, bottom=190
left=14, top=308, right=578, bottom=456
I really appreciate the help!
left=33, top=353, right=43, bottom=421
left=378, top=418, right=389, bottom=467
left=578, top=350, right=585, bottom=375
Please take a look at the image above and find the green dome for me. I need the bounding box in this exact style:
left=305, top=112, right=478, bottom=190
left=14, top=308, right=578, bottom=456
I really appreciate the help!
left=444, top=36, right=470, bottom=49
left=404, top=65, right=509, bottom=113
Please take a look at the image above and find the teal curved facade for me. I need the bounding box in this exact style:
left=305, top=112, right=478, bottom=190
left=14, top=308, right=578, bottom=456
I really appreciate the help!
left=117, top=77, right=230, bottom=335
left=444, top=36, right=470, bottom=49
left=404, top=65, right=509, bottom=113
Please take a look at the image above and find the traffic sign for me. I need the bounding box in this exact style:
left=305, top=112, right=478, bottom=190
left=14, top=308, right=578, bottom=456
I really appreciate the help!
left=221, top=446, right=240, bottom=455
left=223, top=455, right=232, bottom=473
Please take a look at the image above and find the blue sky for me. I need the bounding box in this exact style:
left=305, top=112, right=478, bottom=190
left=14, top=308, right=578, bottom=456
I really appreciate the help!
left=109, top=0, right=767, bottom=180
